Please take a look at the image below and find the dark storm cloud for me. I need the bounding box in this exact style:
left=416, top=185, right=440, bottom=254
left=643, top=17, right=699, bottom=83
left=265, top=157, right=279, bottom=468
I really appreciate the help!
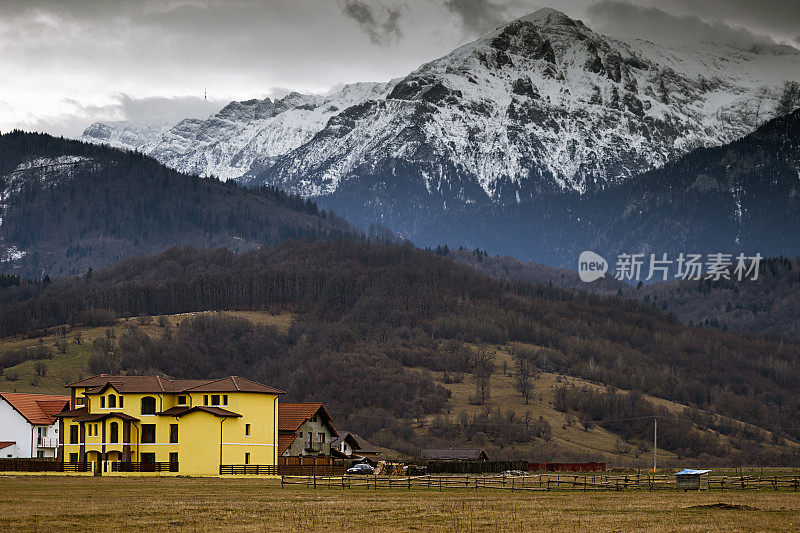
left=588, top=1, right=781, bottom=50
left=342, top=1, right=404, bottom=46
left=667, top=0, right=800, bottom=44
left=443, top=0, right=511, bottom=35
left=3, top=0, right=799, bottom=137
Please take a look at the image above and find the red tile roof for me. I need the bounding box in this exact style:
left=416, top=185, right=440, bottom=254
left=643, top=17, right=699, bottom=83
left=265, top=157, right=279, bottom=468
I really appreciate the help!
left=69, top=375, right=284, bottom=395
left=0, top=393, right=70, bottom=425
left=0, top=442, right=15, bottom=451
left=278, top=403, right=336, bottom=435
left=277, top=434, right=297, bottom=456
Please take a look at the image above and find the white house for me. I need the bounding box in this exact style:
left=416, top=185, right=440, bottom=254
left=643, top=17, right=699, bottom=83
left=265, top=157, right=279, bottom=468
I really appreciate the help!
left=0, top=392, right=70, bottom=458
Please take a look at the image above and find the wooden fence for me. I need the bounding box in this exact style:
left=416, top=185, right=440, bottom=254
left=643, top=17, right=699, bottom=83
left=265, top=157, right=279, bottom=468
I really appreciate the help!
left=219, top=463, right=347, bottom=476
left=0, top=459, right=90, bottom=473
left=221, top=465, right=279, bottom=475
left=423, top=460, right=528, bottom=474
left=281, top=472, right=800, bottom=492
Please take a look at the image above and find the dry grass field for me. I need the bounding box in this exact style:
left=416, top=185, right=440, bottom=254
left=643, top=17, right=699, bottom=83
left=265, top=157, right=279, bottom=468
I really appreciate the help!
left=1, top=476, right=799, bottom=532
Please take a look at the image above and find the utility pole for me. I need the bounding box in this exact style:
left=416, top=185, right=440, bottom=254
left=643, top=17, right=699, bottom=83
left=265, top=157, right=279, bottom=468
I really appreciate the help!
left=653, top=417, right=658, bottom=473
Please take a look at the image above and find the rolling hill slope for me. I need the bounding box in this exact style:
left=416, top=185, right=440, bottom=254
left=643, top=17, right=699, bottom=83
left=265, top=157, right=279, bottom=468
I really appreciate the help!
left=1, top=241, right=799, bottom=464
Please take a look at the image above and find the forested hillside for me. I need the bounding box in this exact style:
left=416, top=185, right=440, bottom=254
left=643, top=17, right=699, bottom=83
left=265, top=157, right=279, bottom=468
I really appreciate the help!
left=1, top=241, right=800, bottom=463
left=450, top=248, right=800, bottom=339
left=0, top=131, right=357, bottom=277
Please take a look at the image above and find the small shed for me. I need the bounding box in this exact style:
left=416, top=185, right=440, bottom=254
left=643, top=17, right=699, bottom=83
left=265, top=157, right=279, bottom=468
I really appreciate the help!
left=675, top=469, right=710, bottom=491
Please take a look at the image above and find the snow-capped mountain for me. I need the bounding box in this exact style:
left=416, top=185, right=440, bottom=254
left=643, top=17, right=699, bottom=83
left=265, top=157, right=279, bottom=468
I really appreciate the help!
left=83, top=8, right=800, bottom=238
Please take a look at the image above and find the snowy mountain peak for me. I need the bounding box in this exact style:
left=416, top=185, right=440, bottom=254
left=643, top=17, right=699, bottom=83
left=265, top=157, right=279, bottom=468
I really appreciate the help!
left=518, top=7, right=582, bottom=27
left=82, top=8, right=800, bottom=235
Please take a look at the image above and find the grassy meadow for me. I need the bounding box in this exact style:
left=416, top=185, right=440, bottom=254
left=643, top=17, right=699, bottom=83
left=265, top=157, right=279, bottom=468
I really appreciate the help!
left=0, top=476, right=799, bottom=532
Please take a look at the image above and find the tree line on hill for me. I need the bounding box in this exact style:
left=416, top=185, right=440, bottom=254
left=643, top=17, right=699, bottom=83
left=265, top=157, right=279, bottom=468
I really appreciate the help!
left=2, top=240, right=800, bottom=461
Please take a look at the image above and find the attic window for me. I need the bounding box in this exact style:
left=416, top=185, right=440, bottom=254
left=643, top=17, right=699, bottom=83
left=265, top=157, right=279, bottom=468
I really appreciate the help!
left=75, top=397, right=85, bottom=406
left=211, top=395, right=220, bottom=406
left=108, top=395, right=116, bottom=408
left=177, top=396, right=187, bottom=406
left=100, top=397, right=105, bottom=408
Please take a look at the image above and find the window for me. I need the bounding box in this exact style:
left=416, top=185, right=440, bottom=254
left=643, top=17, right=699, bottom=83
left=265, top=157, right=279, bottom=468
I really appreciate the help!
left=141, top=452, right=156, bottom=463
left=141, top=396, right=156, bottom=415
left=203, top=395, right=208, bottom=406
left=70, top=425, right=79, bottom=444
left=177, top=395, right=187, bottom=406
left=211, top=395, right=220, bottom=406
left=169, top=452, right=178, bottom=464
left=87, top=425, right=92, bottom=437
left=37, top=451, right=44, bottom=458
left=119, top=396, right=123, bottom=408
left=141, top=424, right=156, bottom=443
left=170, top=424, right=178, bottom=444
left=69, top=453, right=78, bottom=463
left=109, top=422, right=119, bottom=444
left=245, top=424, right=251, bottom=437
left=94, top=424, right=99, bottom=436
left=244, top=453, right=250, bottom=465
left=223, top=395, right=228, bottom=405
left=310, top=414, right=317, bottom=422
left=75, top=397, right=85, bottom=406
left=318, top=433, right=325, bottom=443
left=100, top=396, right=105, bottom=408
left=108, top=395, right=116, bottom=408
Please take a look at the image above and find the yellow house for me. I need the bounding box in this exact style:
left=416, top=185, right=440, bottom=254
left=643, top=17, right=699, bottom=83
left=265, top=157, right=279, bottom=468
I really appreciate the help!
left=57, top=374, right=284, bottom=476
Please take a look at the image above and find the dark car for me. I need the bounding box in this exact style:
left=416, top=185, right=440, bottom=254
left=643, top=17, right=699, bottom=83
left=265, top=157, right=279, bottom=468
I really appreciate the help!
left=346, top=463, right=374, bottom=475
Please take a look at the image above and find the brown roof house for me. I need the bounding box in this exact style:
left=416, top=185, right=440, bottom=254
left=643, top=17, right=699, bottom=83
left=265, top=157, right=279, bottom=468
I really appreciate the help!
left=278, top=403, right=338, bottom=456
left=331, top=432, right=382, bottom=459
left=0, top=392, right=70, bottom=458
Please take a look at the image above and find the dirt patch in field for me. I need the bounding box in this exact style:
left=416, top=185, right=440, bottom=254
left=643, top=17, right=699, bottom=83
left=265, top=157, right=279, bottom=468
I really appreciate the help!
left=685, top=503, right=759, bottom=511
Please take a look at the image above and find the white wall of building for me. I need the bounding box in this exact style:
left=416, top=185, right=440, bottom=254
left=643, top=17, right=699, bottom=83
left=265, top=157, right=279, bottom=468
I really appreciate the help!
left=0, top=398, right=35, bottom=458
left=0, top=443, right=18, bottom=458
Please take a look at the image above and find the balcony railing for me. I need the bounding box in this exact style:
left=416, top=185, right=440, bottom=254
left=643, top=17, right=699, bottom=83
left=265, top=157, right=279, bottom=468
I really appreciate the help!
left=303, top=441, right=331, bottom=454
left=37, top=437, right=58, bottom=448
left=111, top=461, right=178, bottom=473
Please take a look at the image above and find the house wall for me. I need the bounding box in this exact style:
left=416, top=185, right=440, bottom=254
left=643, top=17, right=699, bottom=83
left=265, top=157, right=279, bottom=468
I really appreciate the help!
left=0, top=398, right=34, bottom=458
left=284, top=419, right=335, bottom=456
left=0, top=443, right=18, bottom=458
left=338, top=441, right=353, bottom=455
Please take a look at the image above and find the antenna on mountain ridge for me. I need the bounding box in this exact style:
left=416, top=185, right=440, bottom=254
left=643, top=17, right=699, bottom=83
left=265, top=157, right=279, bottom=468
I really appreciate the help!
left=204, top=88, right=207, bottom=101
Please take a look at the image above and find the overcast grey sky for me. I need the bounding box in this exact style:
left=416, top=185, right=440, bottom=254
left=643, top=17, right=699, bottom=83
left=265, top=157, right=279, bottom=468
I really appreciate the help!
left=1, top=0, right=798, bottom=137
